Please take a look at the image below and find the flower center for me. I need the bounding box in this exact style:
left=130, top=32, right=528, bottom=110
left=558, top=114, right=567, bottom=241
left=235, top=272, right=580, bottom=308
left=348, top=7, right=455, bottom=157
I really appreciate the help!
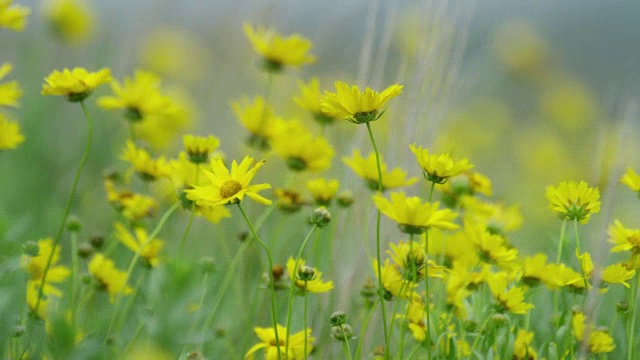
left=220, top=180, right=242, bottom=199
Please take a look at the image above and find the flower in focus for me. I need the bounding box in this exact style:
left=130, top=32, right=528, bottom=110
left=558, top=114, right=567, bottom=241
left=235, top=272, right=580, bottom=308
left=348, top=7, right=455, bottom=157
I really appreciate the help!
left=294, top=77, right=338, bottom=125
left=487, top=272, right=533, bottom=315
left=0, top=113, right=24, bottom=150
left=41, top=67, right=111, bottom=102
left=231, top=96, right=283, bottom=150
left=307, top=178, right=339, bottom=206
left=410, top=144, right=473, bottom=184
left=321, top=81, right=403, bottom=124
left=245, top=324, right=314, bottom=360
left=121, top=141, right=170, bottom=181
left=572, top=312, right=615, bottom=354
left=286, top=257, right=333, bottom=293
left=43, top=0, right=95, bottom=44
left=88, top=253, right=133, bottom=302
left=343, top=149, right=417, bottom=191
left=0, top=0, right=31, bottom=31
left=183, top=134, right=220, bottom=164
left=98, top=70, right=175, bottom=122
left=620, top=167, right=640, bottom=193
left=0, top=63, right=22, bottom=107
left=271, top=120, right=334, bottom=172
left=513, top=329, right=538, bottom=360
left=114, top=222, right=164, bottom=267
left=545, top=181, right=600, bottom=224
left=374, top=192, right=459, bottom=234
left=185, top=156, right=272, bottom=206
left=244, top=23, right=316, bottom=72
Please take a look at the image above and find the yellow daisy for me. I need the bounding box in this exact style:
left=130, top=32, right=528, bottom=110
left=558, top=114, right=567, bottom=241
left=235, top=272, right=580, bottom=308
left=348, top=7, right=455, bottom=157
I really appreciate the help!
left=0, top=113, right=24, bottom=150
left=114, top=222, right=164, bottom=267
left=185, top=156, right=272, bottom=206
left=244, top=23, right=316, bottom=72
left=373, top=192, right=460, bottom=234
left=513, top=329, right=538, bottom=360
left=88, top=253, right=133, bottom=302
left=0, top=0, right=30, bottom=31
left=608, top=220, right=640, bottom=254
left=307, top=178, right=339, bottom=206
left=183, top=134, right=220, bottom=164
left=372, top=259, right=416, bottom=299
left=545, top=181, right=600, bottom=224
left=343, top=149, right=417, bottom=191
left=286, top=257, right=333, bottom=293
left=43, top=0, right=94, bottom=44
left=293, top=77, right=337, bottom=125
left=121, top=141, right=170, bottom=181
left=231, top=96, right=284, bottom=150
left=572, top=312, right=615, bottom=354
left=620, top=167, right=640, bottom=193
left=0, top=62, right=22, bottom=107
left=321, top=81, right=403, bottom=124
left=410, top=144, right=474, bottom=184
left=487, top=272, right=533, bottom=315
left=23, top=238, right=70, bottom=297
left=245, top=324, right=314, bottom=360
left=271, top=120, right=334, bottom=172
left=41, top=67, right=112, bottom=102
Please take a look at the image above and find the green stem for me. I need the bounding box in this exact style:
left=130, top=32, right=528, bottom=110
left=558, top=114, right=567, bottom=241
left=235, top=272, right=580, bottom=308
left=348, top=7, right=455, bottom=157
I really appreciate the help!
left=341, top=324, right=353, bottom=360
left=355, top=298, right=380, bottom=360
left=424, top=230, right=432, bottom=360
left=469, top=311, right=494, bottom=356
left=428, top=181, right=435, bottom=202
left=178, top=165, right=200, bottom=255
left=553, top=219, right=568, bottom=325
left=284, top=225, right=319, bottom=358
left=627, top=274, right=639, bottom=360
left=304, top=280, right=309, bottom=359
left=33, top=100, right=93, bottom=318
left=237, top=203, right=281, bottom=360
left=388, top=235, right=415, bottom=341
left=365, top=121, right=390, bottom=358
left=105, top=202, right=180, bottom=341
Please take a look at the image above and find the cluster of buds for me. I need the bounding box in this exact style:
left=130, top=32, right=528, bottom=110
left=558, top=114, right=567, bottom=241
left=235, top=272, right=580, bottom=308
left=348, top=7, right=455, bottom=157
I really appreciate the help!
left=329, top=311, right=354, bottom=342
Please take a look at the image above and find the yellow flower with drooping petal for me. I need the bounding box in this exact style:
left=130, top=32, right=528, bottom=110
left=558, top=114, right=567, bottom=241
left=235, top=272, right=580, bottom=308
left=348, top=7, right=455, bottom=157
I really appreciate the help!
left=23, top=238, right=70, bottom=298
left=231, top=96, right=284, bottom=150
left=0, top=0, right=31, bottom=31
left=0, top=63, right=22, bottom=107
left=487, top=272, right=533, bottom=315
left=572, top=312, right=615, bottom=354
left=185, top=156, right=272, bottom=206
left=374, top=192, right=460, bottom=234
left=464, top=221, right=518, bottom=270
left=321, top=81, right=403, bottom=124
left=620, top=167, right=640, bottom=193
left=244, top=23, right=316, bottom=71
left=608, top=220, right=640, bottom=254
left=293, top=77, right=338, bottom=125
left=121, top=141, right=170, bottom=181
left=307, top=178, right=339, bottom=206
left=0, top=113, right=24, bottom=150
left=545, top=181, right=600, bottom=224
left=98, top=70, right=175, bottom=122
left=404, top=297, right=427, bottom=341
left=271, top=120, right=334, bottom=172
left=522, top=253, right=564, bottom=288
left=183, top=134, right=220, bottom=164
left=410, top=144, right=474, bottom=184
left=245, top=324, right=313, bottom=360
left=601, top=263, right=635, bottom=288
left=88, top=253, right=132, bottom=302
left=286, top=257, right=333, bottom=293
left=372, top=259, right=416, bottom=299
left=114, top=222, right=164, bottom=267
left=41, top=67, right=112, bottom=102
left=513, top=329, right=538, bottom=360
left=43, top=0, right=95, bottom=44
left=343, top=149, right=418, bottom=191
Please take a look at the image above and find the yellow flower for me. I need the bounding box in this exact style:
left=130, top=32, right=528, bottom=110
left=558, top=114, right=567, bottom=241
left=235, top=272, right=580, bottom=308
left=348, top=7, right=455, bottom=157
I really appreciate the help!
left=388, top=240, right=445, bottom=281
left=41, top=67, right=112, bottom=102
left=88, top=253, right=132, bottom=302
left=545, top=181, right=600, bottom=224
left=114, top=222, right=164, bottom=267
left=460, top=196, right=523, bottom=234
left=183, top=134, right=220, bottom=164
left=231, top=96, right=284, bottom=150
left=522, top=253, right=564, bottom=288
left=0, top=0, right=30, bottom=31
left=608, top=220, right=640, bottom=254
left=343, top=149, right=418, bottom=191
left=572, top=312, right=615, bottom=353
left=23, top=238, right=70, bottom=297
left=274, top=188, right=306, bottom=213
left=245, top=324, right=314, bottom=360
left=487, top=272, right=533, bottom=315
left=404, top=297, right=427, bottom=341
left=304, top=179, right=338, bottom=207
left=0, top=113, right=24, bottom=150
left=513, top=329, right=538, bottom=360
left=410, top=144, right=473, bottom=184
left=98, top=70, right=175, bottom=122
left=185, top=156, right=272, bottom=206
left=271, top=120, right=334, bottom=172
left=620, top=167, right=640, bottom=192
left=121, top=141, right=170, bottom=181
left=286, top=257, right=333, bottom=293
left=26, top=280, right=54, bottom=320
left=121, top=193, right=157, bottom=223
left=197, top=204, right=232, bottom=224
left=374, top=192, right=459, bottom=234
left=601, top=263, right=635, bottom=288
left=464, top=221, right=518, bottom=270
left=293, top=77, right=337, bottom=125
left=0, top=63, right=22, bottom=107
left=321, top=81, right=403, bottom=123
left=372, top=259, right=416, bottom=299
left=243, top=23, right=316, bottom=71
left=43, top=0, right=94, bottom=44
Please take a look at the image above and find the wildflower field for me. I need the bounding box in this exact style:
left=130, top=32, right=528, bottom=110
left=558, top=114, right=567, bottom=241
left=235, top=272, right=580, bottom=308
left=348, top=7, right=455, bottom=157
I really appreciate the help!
left=3, top=1, right=640, bottom=359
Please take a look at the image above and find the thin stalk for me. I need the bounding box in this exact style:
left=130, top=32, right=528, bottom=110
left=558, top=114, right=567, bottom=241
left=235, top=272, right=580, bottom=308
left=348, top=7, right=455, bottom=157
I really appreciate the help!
left=178, top=165, right=200, bottom=255
left=355, top=298, right=380, bottom=360
left=33, top=100, right=93, bottom=318
left=365, top=121, right=390, bottom=358
left=70, top=230, right=79, bottom=327
left=237, top=203, right=281, bottom=360
left=284, top=224, right=319, bottom=358
left=627, top=274, right=639, bottom=360
left=424, top=230, right=432, bottom=359
left=553, top=219, right=568, bottom=325
left=340, top=324, right=353, bottom=360
left=469, top=311, right=494, bottom=356
left=303, top=280, right=309, bottom=359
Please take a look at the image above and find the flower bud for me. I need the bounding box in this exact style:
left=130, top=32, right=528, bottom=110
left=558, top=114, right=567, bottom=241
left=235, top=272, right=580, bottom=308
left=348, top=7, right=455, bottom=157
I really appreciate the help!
left=78, top=242, right=94, bottom=258
left=90, top=235, right=104, bottom=249
left=617, top=301, right=629, bottom=315
left=199, top=257, right=216, bottom=274
left=309, top=207, right=331, bottom=228
left=22, top=241, right=39, bottom=257
left=491, top=313, right=507, bottom=326
left=66, top=216, right=82, bottom=232
left=297, top=266, right=316, bottom=282
left=337, top=191, right=355, bottom=207
left=329, top=311, right=349, bottom=326
left=330, top=324, right=353, bottom=341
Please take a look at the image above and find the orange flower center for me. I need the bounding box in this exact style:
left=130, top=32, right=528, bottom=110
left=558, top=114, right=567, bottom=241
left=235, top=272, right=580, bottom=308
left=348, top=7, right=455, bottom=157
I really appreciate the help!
left=220, top=180, right=242, bottom=199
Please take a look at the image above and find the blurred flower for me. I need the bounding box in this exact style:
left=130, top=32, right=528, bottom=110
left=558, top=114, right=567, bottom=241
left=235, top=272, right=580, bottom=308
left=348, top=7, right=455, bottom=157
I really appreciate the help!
left=620, top=167, right=640, bottom=193
left=271, top=120, right=334, bottom=172
left=114, top=222, right=163, bottom=267
left=41, top=67, right=111, bottom=102
left=0, top=63, right=22, bottom=107
left=572, top=312, right=615, bottom=354
left=374, top=192, right=459, bottom=234
left=245, top=324, right=314, bottom=360
left=464, top=221, right=518, bottom=270
left=293, top=77, right=337, bottom=125
left=121, top=141, right=170, bottom=181
left=321, top=81, right=403, bottom=124
left=23, top=238, right=70, bottom=297
left=183, top=134, right=220, bottom=164
left=487, top=272, right=533, bottom=315
left=286, top=257, right=333, bottom=293
left=372, top=259, right=416, bottom=299
left=343, top=149, right=417, bottom=191
left=307, top=178, right=339, bottom=206
left=541, top=77, right=597, bottom=131
left=244, top=23, right=316, bottom=72
left=608, top=220, right=640, bottom=254
left=123, top=343, right=172, bottom=360
left=185, top=156, right=271, bottom=206
left=43, top=0, right=95, bottom=44
left=0, top=0, right=31, bottom=31
left=494, top=21, right=549, bottom=78
left=410, top=144, right=473, bottom=184
left=545, top=181, right=600, bottom=224
left=601, top=263, right=635, bottom=288
left=26, top=280, right=54, bottom=319
left=460, top=196, right=523, bottom=234
left=522, top=253, right=564, bottom=288
left=274, top=188, right=305, bottom=213
left=231, top=96, right=283, bottom=151
left=88, top=253, right=132, bottom=302
left=513, top=329, right=538, bottom=360
left=0, top=113, right=24, bottom=150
